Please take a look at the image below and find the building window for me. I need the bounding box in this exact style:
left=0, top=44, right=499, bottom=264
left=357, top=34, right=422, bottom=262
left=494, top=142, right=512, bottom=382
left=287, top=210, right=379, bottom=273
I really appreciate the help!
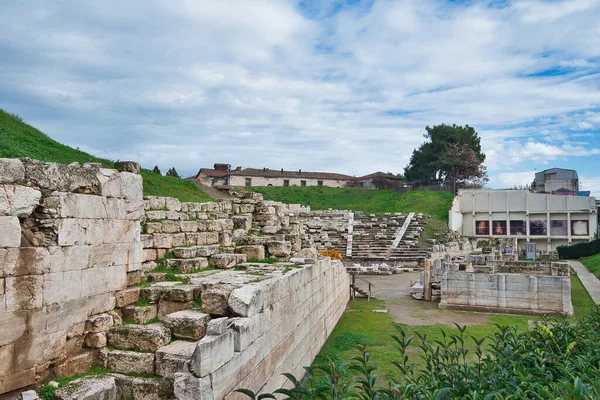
left=317, top=180, right=323, bottom=186
left=245, top=178, right=252, bottom=187
left=301, top=180, right=307, bottom=187
left=283, top=180, right=290, bottom=187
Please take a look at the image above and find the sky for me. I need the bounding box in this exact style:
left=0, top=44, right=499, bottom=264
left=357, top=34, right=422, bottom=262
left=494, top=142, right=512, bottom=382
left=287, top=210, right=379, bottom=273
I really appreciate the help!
left=1, top=0, right=600, bottom=195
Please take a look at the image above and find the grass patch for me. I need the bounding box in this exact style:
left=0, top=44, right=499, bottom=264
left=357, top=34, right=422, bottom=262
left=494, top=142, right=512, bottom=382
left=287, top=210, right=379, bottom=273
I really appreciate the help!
left=192, top=298, right=202, bottom=309
left=124, top=372, right=159, bottom=378
left=39, top=366, right=112, bottom=400
left=246, top=258, right=279, bottom=264
left=250, top=186, right=453, bottom=221
left=581, top=252, right=600, bottom=280
left=0, top=109, right=212, bottom=203
left=135, top=297, right=151, bottom=307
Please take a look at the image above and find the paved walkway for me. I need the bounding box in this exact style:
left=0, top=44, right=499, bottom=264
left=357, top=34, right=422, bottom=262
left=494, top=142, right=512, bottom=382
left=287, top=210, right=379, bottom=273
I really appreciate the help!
left=568, top=260, right=600, bottom=305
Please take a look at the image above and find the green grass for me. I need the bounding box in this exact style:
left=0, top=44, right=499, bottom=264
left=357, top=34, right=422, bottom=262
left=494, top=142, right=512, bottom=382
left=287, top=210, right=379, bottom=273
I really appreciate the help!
left=39, top=366, right=112, bottom=400
left=250, top=186, right=453, bottom=220
left=581, top=252, right=600, bottom=280
left=0, top=109, right=212, bottom=203
left=313, top=274, right=595, bottom=383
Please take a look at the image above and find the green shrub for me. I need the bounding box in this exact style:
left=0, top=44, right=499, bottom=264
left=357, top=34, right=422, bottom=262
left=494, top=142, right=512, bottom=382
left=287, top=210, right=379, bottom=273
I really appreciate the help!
left=557, top=239, right=600, bottom=259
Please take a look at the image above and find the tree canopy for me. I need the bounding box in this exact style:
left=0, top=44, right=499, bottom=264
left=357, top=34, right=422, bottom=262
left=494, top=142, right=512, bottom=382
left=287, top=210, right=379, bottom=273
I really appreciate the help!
left=404, top=124, right=487, bottom=188
left=166, top=167, right=180, bottom=178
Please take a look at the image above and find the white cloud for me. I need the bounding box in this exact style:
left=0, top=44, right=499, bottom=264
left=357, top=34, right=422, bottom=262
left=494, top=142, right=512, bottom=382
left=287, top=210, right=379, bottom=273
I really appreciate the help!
left=492, top=171, right=536, bottom=189
left=580, top=176, right=600, bottom=197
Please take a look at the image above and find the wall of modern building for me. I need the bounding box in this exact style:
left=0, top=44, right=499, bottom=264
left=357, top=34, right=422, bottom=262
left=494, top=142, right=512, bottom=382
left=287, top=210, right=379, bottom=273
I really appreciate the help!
left=228, top=175, right=348, bottom=188
left=449, top=190, right=598, bottom=251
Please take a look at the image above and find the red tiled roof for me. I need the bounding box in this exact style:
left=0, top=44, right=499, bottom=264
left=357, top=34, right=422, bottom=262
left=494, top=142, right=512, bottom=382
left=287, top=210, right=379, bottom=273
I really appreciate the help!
left=358, top=171, right=404, bottom=180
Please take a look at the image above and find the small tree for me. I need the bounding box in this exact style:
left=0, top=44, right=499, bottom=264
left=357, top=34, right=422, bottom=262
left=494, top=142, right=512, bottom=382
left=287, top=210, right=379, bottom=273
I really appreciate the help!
left=166, top=167, right=180, bottom=178
left=152, top=165, right=162, bottom=175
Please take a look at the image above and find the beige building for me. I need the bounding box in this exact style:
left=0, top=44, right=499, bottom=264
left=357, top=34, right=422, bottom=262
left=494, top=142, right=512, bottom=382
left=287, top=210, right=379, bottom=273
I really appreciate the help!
left=449, top=189, right=598, bottom=251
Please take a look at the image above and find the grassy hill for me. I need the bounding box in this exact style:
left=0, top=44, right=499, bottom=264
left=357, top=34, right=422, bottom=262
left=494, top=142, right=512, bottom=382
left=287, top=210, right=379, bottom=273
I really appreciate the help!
left=0, top=109, right=212, bottom=202
left=581, top=253, right=600, bottom=280
left=250, top=186, right=453, bottom=220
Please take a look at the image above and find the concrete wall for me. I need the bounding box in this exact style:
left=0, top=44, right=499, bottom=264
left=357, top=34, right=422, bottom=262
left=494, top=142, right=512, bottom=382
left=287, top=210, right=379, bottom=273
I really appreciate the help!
left=228, top=175, right=349, bottom=188
left=0, top=158, right=143, bottom=394
left=440, top=270, right=572, bottom=316
left=449, top=189, right=598, bottom=251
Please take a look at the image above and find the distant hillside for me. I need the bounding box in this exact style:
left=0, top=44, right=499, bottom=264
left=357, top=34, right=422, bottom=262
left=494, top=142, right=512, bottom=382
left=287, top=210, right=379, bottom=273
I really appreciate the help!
left=0, top=109, right=212, bottom=202
left=250, top=186, right=453, bottom=221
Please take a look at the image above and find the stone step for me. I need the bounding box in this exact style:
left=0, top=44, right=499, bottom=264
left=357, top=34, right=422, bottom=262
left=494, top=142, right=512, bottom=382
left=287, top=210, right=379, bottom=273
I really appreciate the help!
left=155, top=340, right=197, bottom=378
left=122, top=304, right=158, bottom=324
left=172, top=245, right=220, bottom=259
left=108, top=323, right=171, bottom=352
left=166, top=257, right=209, bottom=272
left=141, top=282, right=185, bottom=303
left=209, top=253, right=246, bottom=269
left=107, top=349, right=155, bottom=374
left=164, top=309, right=211, bottom=340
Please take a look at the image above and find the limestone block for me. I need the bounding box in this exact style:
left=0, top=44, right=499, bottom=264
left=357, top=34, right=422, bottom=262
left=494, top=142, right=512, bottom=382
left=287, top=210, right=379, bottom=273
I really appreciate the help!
left=201, top=284, right=234, bottom=316
left=115, top=288, right=141, bottom=308
left=145, top=196, right=167, bottom=210
left=120, top=172, right=143, bottom=200
left=189, top=331, right=234, bottom=378
left=171, top=233, right=186, bottom=247
left=0, top=158, right=25, bottom=184
left=85, top=313, right=114, bottom=333
left=180, top=221, right=198, bottom=233
left=96, top=168, right=123, bottom=198
left=53, top=351, right=94, bottom=378
left=196, top=232, right=219, bottom=246
left=217, top=219, right=234, bottom=231
left=141, top=234, right=154, bottom=248
left=0, top=216, right=20, bottom=247
left=293, top=247, right=318, bottom=261
left=164, top=309, right=211, bottom=340
left=158, top=300, right=194, bottom=318
left=155, top=340, right=196, bottom=379
left=210, top=254, right=245, bottom=269
left=0, top=185, right=41, bottom=217
left=145, top=222, right=163, bottom=234
left=167, top=211, right=187, bottom=220
left=57, top=218, right=103, bottom=246
left=143, top=248, right=157, bottom=262
left=173, top=373, right=213, bottom=400
left=166, top=257, right=208, bottom=273
left=22, top=158, right=104, bottom=194
left=228, top=285, right=263, bottom=317
left=131, top=376, right=174, bottom=400
left=122, top=305, right=158, bottom=324
left=0, top=343, right=14, bottom=376
left=1, top=367, right=36, bottom=393
left=46, top=245, right=90, bottom=273
left=81, top=266, right=126, bottom=297
left=232, top=215, right=252, bottom=230
left=140, top=282, right=183, bottom=303
left=108, top=349, right=155, bottom=374
left=235, top=245, right=265, bottom=261
left=5, top=275, right=43, bottom=311
left=165, top=197, right=182, bottom=212
left=85, top=332, right=107, bottom=348
left=54, top=375, right=118, bottom=400
left=54, top=193, right=107, bottom=219
left=0, top=248, right=18, bottom=279
left=267, top=241, right=292, bottom=257
left=195, top=245, right=220, bottom=257
left=229, top=314, right=264, bottom=352
left=21, top=390, right=38, bottom=400
left=206, top=317, right=228, bottom=336
left=161, top=286, right=196, bottom=302
left=107, top=323, right=171, bottom=353
left=161, top=220, right=181, bottom=233
left=152, top=234, right=173, bottom=249
left=103, top=219, right=139, bottom=244
left=231, top=229, right=247, bottom=244
left=115, top=161, right=141, bottom=174
left=219, top=231, right=232, bottom=247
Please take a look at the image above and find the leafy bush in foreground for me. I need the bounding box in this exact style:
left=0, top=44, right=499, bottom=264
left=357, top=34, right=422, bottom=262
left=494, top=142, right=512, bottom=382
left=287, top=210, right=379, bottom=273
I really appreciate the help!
left=239, top=307, right=600, bottom=399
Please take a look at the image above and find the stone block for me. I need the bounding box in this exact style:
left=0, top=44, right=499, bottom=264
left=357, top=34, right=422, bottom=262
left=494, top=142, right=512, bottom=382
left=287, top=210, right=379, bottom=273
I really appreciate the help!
left=173, top=373, right=213, bottom=400
left=115, top=161, right=140, bottom=174
left=85, top=313, right=114, bottom=333
left=108, top=349, right=155, bottom=374
left=165, top=197, right=182, bottom=212
left=143, top=248, right=157, bottom=262
left=54, top=375, right=118, bottom=400
left=161, top=220, right=181, bottom=233
left=201, top=284, right=235, bottom=316
left=53, top=351, right=94, bottom=378
left=131, top=376, right=174, bottom=400
left=120, top=172, right=143, bottom=200
left=158, top=299, right=194, bottom=318
left=0, top=158, right=25, bottom=184
left=0, top=185, right=41, bottom=217
left=107, top=323, right=171, bottom=353
left=57, top=218, right=104, bottom=246
left=180, top=221, right=198, bottom=232
left=5, top=275, right=43, bottom=311
left=103, top=219, right=139, bottom=244
left=164, top=309, right=211, bottom=340
left=171, top=233, right=186, bottom=247
left=153, top=234, right=173, bottom=249
left=155, top=340, right=196, bottom=379
left=210, top=254, right=245, bottom=269
left=230, top=314, right=263, bottom=352
left=0, top=249, right=18, bottom=279
left=0, top=216, right=20, bottom=247
left=145, top=196, right=166, bottom=210
left=122, top=305, right=158, bottom=324
left=161, top=286, right=196, bottom=302
left=115, top=288, right=140, bottom=308
left=46, top=245, right=90, bottom=273
left=232, top=215, right=252, bottom=230
left=85, top=332, right=107, bottom=348
left=0, top=343, right=14, bottom=376
left=228, top=285, right=265, bottom=317
left=1, top=367, right=35, bottom=394
left=81, top=266, right=126, bottom=297
left=219, top=232, right=232, bottom=247
left=140, top=234, right=153, bottom=248
left=166, top=257, right=208, bottom=273
left=267, top=241, right=292, bottom=257
left=189, top=331, right=234, bottom=378
left=96, top=168, right=123, bottom=198
left=21, top=390, right=38, bottom=400
left=195, top=245, right=220, bottom=257
left=140, top=282, right=183, bottom=303
left=206, top=317, right=228, bottom=336
left=235, top=245, right=265, bottom=261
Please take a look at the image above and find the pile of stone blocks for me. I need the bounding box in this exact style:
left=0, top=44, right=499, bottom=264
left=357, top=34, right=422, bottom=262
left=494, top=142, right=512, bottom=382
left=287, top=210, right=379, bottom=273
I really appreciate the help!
left=0, top=158, right=143, bottom=394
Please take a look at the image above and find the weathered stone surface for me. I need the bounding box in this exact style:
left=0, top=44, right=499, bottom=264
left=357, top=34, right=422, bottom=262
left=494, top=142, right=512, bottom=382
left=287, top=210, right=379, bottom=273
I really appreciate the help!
left=166, top=257, right=208, bottom=273
left=107, top=324, right=171, bottom=352
left=173, top=373, right=213, bottom=400
left=206, top=317, right=228, bottom=336
left=0, top=158, right=25, bottom=184
left=201, top=284, right=234, bottom=316
left=232, top=215, right=252, bottom=230
left=84, top=332, right=107, bottom=348
left=210, top=254, right=245, bottom=269
left=165, top=197, right=182, bottom=212
left=120, top=172, right=143, bottom=200
left=53, top=351, right=94, bottom=378
left=114, top=161, right=141, bottom=174
left=96, top=169, right=122, bottom=198
left=21, top=158, right=102, bottom=194
left=115, top=288, right=140, bottom=308
left=189, top=331, right=234, bottom=378
left=293, top=247, right=318, bottom=261
left=108, top=349, right=155, bottom=374
left=0, top=185, right=41, bottom=217
left=54, top=375, right=118, bottom=400
left=21, top=390, right=38, bottom=400
left=140, top=282, right=183, bottom=303
left=155, top=340, right=196, bottom=379
left=131, top=376, right=174, bottom=400
left=161, top=286, right=196, bottom=302
left=194, top=245, right=220, bottom=257
left=164, top=310, right=211, bottom=340
left=235, top=245, right=265, bottom=261
left=5, top=275, right=43, bottom=311
left=0, top=343, right=14, bottom=376
left=228, top=285, right=263, bottom=317
left=85, top=313, right=114, bottom=333
left=267, top=241, right=292, bottom=257
left=122, top=305, right=158, bottom=324
left=158, top=300, right=194, bottom=318
left=0, top=216, right=20, bottom=247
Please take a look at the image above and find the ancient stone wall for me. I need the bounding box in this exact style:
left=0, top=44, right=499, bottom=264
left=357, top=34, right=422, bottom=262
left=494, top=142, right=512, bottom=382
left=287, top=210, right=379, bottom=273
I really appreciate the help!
left=0, top=158, right=143, bottom=394
left=439, top=269, right=572, bottom=316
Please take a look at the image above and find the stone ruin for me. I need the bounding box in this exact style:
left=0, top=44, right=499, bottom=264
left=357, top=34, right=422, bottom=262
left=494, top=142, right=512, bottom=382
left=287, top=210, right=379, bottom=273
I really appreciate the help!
left=0, top=158, right=349, bottom=399
left=415, top=247, right=573, bottom=316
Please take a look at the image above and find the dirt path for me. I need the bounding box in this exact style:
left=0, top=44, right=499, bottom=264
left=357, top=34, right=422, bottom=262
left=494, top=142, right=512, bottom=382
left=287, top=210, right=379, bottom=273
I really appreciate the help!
left=363, top=273, right=493, bottom=326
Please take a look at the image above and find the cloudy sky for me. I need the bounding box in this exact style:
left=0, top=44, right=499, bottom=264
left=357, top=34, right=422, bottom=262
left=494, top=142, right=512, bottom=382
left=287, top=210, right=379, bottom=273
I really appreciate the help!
left=1, top=0, right=600, bottom=194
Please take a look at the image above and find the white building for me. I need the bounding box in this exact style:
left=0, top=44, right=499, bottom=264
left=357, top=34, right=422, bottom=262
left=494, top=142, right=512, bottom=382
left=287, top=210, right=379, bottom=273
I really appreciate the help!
left=531, top=168, right=579, bottom=193
left=449, top=189, right=597, bottom=251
